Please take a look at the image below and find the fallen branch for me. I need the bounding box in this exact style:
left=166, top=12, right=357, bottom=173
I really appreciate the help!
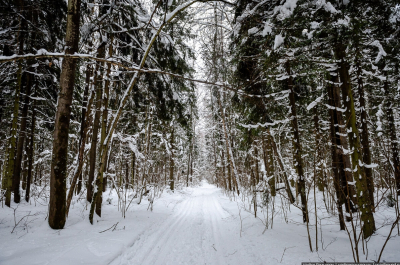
left=377, top=214, right=400, bottom=262
left=99, top=222, right=119, bottom=233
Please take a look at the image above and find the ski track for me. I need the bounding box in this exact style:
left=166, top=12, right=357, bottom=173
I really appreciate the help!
left=109, top=183, right=256, bottom=265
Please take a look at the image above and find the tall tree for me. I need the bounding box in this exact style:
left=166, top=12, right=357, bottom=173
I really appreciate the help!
left=49, top=0, right=81, bottom=229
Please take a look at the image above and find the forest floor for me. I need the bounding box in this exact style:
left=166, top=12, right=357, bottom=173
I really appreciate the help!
left=1, top=181, right=399, bottom=264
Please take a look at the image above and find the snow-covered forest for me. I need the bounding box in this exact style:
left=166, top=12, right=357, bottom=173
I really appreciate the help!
left=0, top=0, right=399, bottom=264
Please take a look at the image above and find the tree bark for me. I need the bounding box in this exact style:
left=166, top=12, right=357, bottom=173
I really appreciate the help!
left=313, top=106, right=325, bottom=191
left=254, top=144, right=260, bottom=184
left=77, top=64, right=91, bottom=195
left=87, top=43, right=106, bottom=202
left=263, top=134, right=275, bottom=196
left=49, top=0, right=81, bottom=229
left=336, top=42, right=375, bottom=238
left=131, top=152, right=136, bottom=189
left=217, top=91, right=238, bottom=195
left=287, top=63, right=308, bottom=223
left=13, top=72, right=32, bottom=203
left=331, top=75, right=357, bottom=215
left=384, top=80, right=400, bottom=196
left=357, top=65, right=375, bottom=207
left=327, top=77, right=346, bottom=230
left=95, top=40, right=113, bottom=216
left=169, top=127, right=175, bottom=191
left=269, top=130, right=295, bottom=203
left=65, top=68, right=96, bottom=217
left=25, top=86, right=36, bottom=202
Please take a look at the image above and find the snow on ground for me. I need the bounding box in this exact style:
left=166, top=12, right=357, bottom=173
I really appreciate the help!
left=1, top=181, right=399, bottom=264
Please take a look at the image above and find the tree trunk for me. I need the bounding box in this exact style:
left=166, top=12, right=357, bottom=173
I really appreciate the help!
left=384, top=80, right=400, bottom=196
left=49, top=0, right=81, bottom=229
left=4, top=0, right=25, bottom=207
left=254, top=144, right=260, bottom=184
left=357, top=66, right=375, bottom=207
left=13, top=72, right=32, bottom=203
left=263, top=134, right=275, bottom=196
left=186, top=152, right=190, bottom=187
left=87, top=43, right=106, bottom=202
left=125, top=162, right=129, bottom=189
left=25, top=87, right=36, bottom=202
left=313, top=106, right=325, bottom=191
left=65, top=67, right=96, bottom=217
left=336, top=42, right=375, bottom=238
left=77, top=64, right=91, bottom=195
left=169, top=127, right=175, bottom=191
left=217, top=91, right=238, bottom=195
left=131, top=152, right=136, bottom=189
left=287, top=63, right=308, bottom=223
left=21, top=152, right=28, bottom=190
left=331, top=75, right=357, bottom=215
left=95, top=38, right=113, bottom=217
left=269, top=131, right=295, bottom=203
left=5, top=62, right=23, bottom=206
left=327, top=77, right=346, bottom=230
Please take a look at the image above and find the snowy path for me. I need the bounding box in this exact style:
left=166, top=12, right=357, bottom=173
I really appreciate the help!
left=2, top=181, right=400, bottom=265
left=109, top=183, right=258, bottom=265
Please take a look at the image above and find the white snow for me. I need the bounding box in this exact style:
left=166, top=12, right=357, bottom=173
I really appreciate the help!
left=247, top=27, right=258, bottom=35
left=1, top=181, right=399, bottom=264
left=316, top=0, right=339, bottom=14
left=306, top=93, right=325, bottom=111
left=273, top=0, right=298, bottom=21
left=273, top=34, right=285, bottom=50
left=262, top=22, right=272, bottom=36
left=371, top=40, right=387, bottom=63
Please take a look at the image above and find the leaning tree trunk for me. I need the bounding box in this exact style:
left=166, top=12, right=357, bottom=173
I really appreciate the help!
left=269, top=130, right=295, bottom=203
left=65, top=69, right=96, bottom=217
left=49, top=0, right=81, bottom=229
left=336, top=42, right=375, bottom=238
